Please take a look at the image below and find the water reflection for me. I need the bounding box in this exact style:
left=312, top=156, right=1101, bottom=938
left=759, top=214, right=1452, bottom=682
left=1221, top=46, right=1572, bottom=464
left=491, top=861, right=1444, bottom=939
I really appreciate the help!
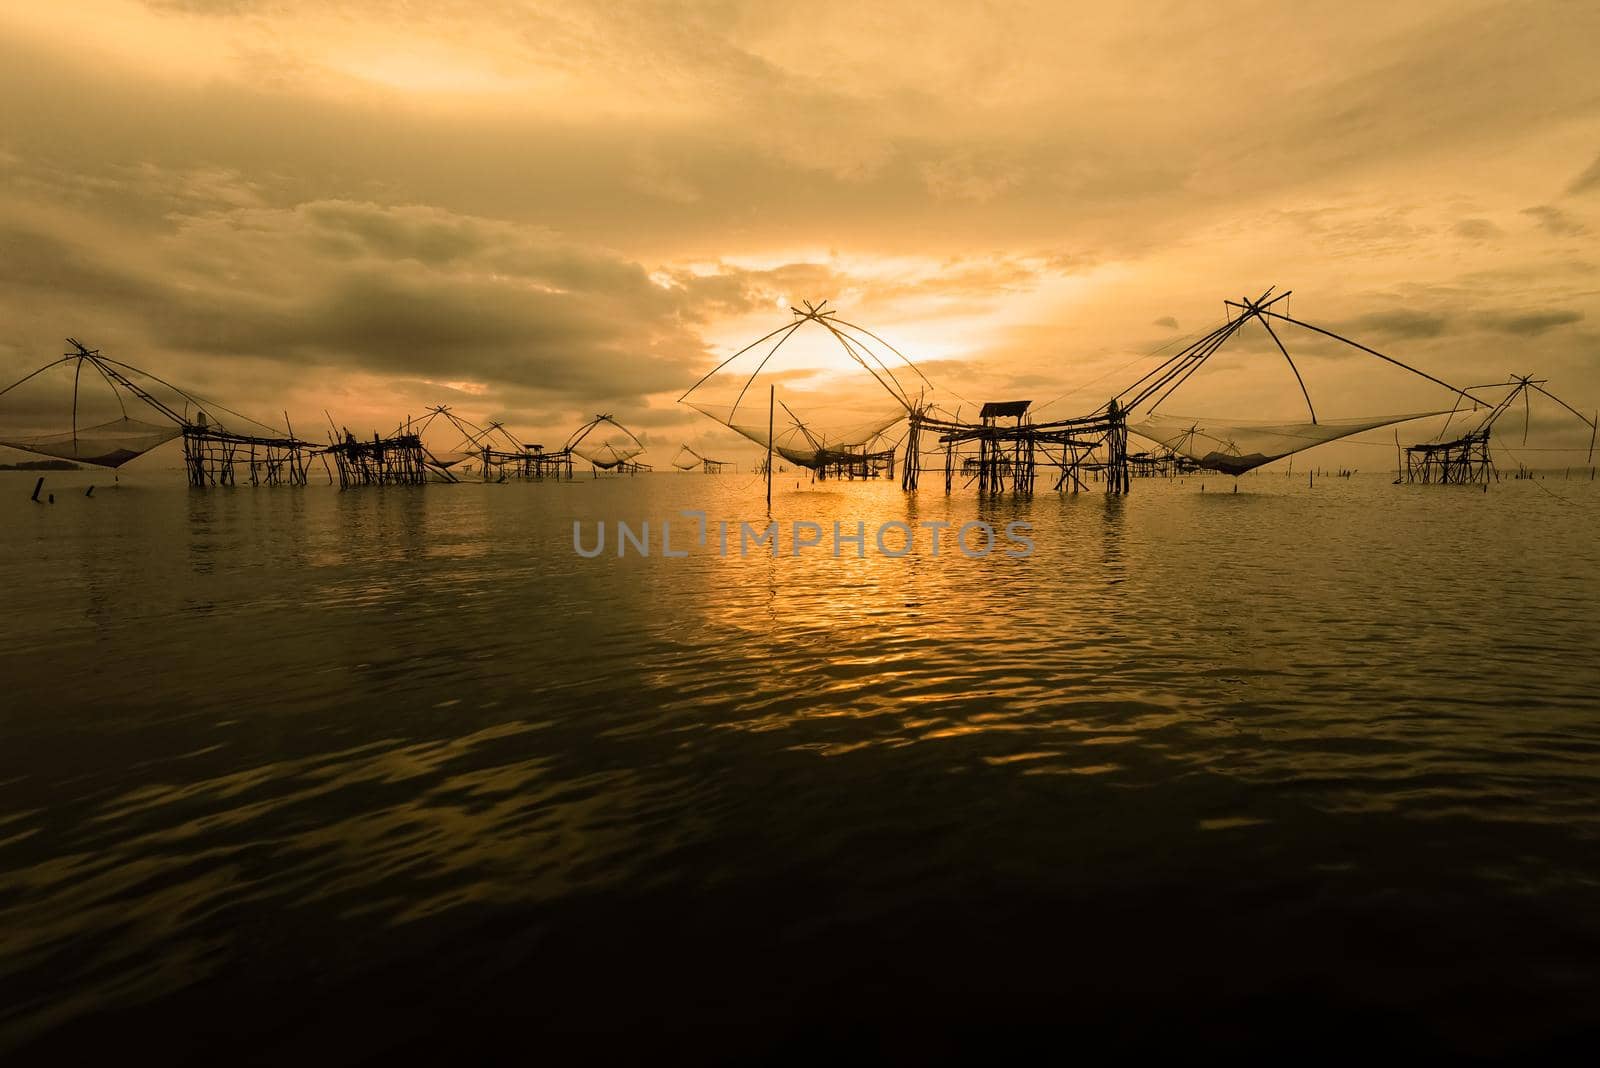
left=1, top=472, right=1599, bottom=1054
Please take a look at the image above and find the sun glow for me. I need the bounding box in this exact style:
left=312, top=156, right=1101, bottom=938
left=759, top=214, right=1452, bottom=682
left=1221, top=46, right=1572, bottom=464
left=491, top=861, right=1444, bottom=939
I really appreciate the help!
left=333, top=48, right=530, bottom=94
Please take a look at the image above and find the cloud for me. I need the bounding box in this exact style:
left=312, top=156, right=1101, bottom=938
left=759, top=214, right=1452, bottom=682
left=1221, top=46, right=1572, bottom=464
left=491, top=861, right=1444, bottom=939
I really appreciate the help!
left=1335, top=309, right=1452, bottom=341
left=1474, top=309, right=1583, bottom=336
left=0, top=222, right=167, bottom=307
left=0, top=185, right=1074, bottom=450
left=919, top=154, right=1024, bottom=204
left=1451, top=218, right=1501, bottom=240
left=5, top=0, right=1600, bottom=459
left=1521, top=205, right=1586, bottom=236
left=142, top=1, right=261, bottom=16
left=1567, top=151, right=1600, bottom=196
left=0, top=197, right=728, bottom=434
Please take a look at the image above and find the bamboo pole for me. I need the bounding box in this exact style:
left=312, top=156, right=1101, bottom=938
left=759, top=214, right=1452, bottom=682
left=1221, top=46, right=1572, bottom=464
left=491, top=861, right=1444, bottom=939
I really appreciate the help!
left=766, top=383, right=774, bottom=509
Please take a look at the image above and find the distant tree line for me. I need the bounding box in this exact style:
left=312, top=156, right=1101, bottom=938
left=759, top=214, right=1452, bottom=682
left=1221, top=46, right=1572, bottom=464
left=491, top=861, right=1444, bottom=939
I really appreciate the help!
left=0, top=459, right=81, bottom=470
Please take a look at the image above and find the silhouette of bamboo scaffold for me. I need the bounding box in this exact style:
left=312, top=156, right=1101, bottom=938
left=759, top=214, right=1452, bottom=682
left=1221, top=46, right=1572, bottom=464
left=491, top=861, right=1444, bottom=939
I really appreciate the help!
left=1404, top=375, right=1597, bottom=485
left=0, top=339, right=317, bottom=486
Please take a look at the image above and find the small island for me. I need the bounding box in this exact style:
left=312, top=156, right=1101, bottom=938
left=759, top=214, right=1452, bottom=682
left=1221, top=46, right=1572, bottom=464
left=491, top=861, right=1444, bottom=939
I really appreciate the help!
left=0, top=459, right=81, bottom=471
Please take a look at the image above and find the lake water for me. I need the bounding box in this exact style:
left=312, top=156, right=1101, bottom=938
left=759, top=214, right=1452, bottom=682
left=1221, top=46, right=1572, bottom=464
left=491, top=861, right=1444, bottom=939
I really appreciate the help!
left=3, top=468, right=1598, bottom=1060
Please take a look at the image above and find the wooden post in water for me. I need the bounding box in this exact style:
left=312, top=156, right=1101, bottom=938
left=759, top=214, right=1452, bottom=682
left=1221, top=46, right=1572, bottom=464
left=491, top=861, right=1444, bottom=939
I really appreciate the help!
left=766, top=383, right=774, bottom=509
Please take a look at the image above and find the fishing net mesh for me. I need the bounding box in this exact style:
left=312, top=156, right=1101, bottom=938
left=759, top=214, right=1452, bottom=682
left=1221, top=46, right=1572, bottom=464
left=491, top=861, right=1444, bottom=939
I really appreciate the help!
left=571, top=439, right=643, bottom=468
left=0, top=416, right=183, bottom=468
left=1131, top=411, right=1446, bottom=475
left=686, top=402, right=902, bottom=469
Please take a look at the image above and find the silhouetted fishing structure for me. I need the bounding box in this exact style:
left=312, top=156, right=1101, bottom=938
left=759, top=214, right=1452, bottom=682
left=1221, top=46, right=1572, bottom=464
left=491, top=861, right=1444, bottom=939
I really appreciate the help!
left=0, top=339, right=316, bottom=487
left=901, top=401, right=1132, bottom=494
left=405, top=405, right=574, bottom=482
left=902, top=286, right=1456, bottom=495
left=681, top=292, right=1497, bottom=498
left=682, top=289, right=1537, bottom=499
left=564, top=415, right=648, bottom=475
left=0, top=343, right=607, bottom=490
left=679, top=301, right=924, bottom=480
left=817, top=444, right=896, bottom=480
left=185, top=419, right=316, bottom=487
left=325, top=428, right=429, bottom=487
left=1112, top=289, right=1485, bottom=481
left=1128, top=448, right=1200, bottom=478
left=1404, top=375, right=1597, bottom=484
left=489, top=443, right=573, bottom=480
left=1404, top=429, right=1492, bottom=485
left=6, top=291, right=1589, bottom=501
left=672, top=445, right=734, bottom=473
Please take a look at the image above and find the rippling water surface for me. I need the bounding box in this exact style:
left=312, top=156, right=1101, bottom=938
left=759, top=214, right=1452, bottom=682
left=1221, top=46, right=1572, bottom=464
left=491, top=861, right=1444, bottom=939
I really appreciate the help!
left=3, top=469, right=1598, bottom=1060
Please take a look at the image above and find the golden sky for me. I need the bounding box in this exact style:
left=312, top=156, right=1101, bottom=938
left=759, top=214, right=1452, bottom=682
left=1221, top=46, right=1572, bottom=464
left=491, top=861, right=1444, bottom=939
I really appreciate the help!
left=3, top=0, right=1598, bottom=457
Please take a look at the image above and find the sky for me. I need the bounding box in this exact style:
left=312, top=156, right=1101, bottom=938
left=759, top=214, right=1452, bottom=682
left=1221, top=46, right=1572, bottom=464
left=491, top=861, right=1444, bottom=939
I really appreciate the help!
left=3, top=0, right=1599, bottom=466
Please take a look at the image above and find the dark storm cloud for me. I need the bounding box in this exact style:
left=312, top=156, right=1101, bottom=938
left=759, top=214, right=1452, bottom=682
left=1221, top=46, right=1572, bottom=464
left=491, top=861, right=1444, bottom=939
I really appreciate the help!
left=0, top=223, right=167, bottom=307
left=165, top=268, right=687, bottom=392
left=0, top=197, right=719, bottom=408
